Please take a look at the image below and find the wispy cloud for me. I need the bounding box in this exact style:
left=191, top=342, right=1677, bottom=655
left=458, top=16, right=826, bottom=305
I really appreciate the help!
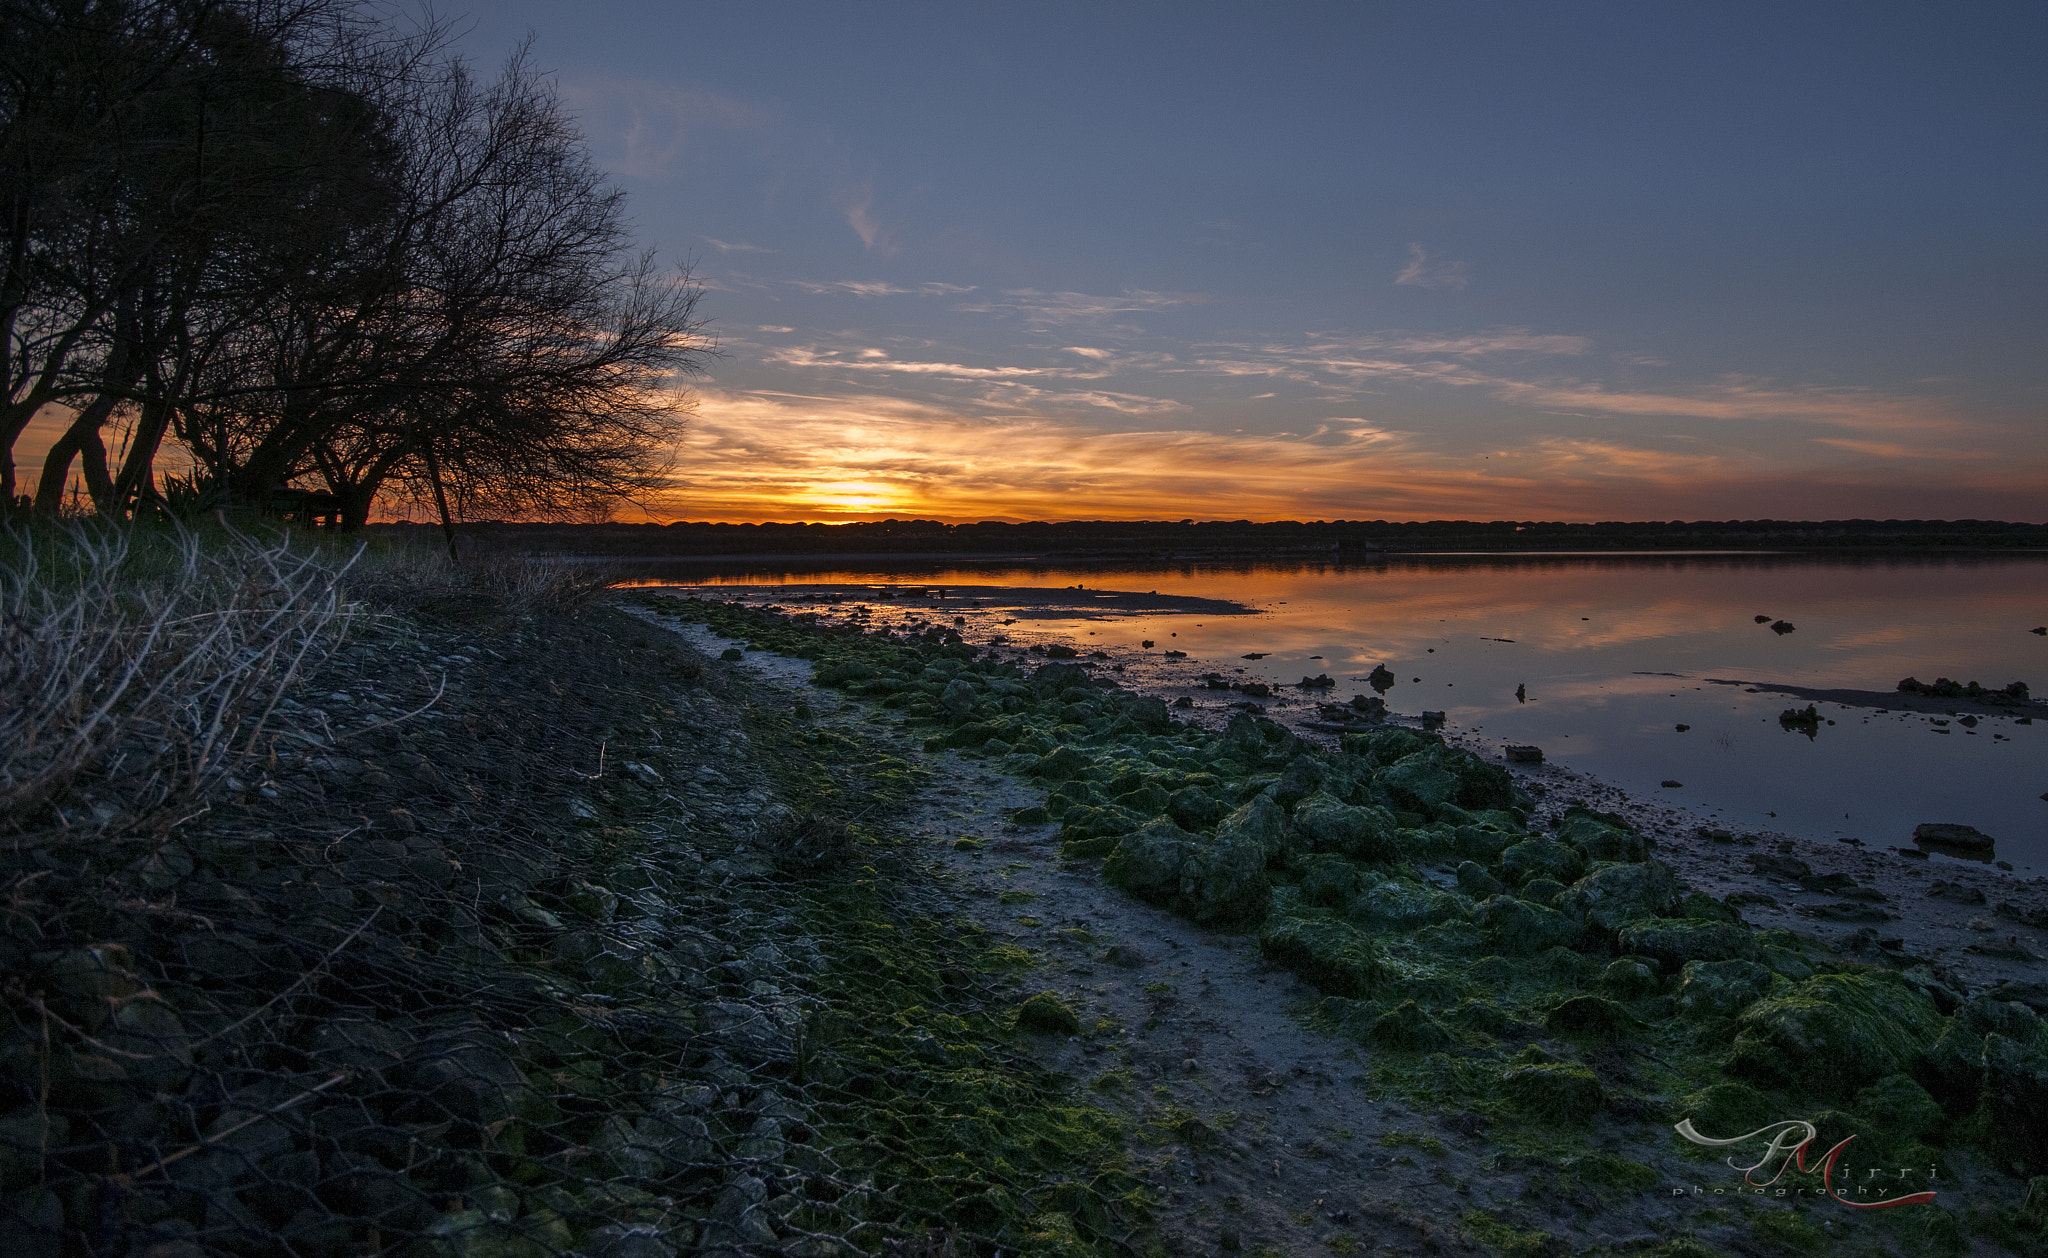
left=703, top=237, right=773, bottom=253
left=559, top=78, right=771, bottom=180
left=833, top=179, right=892, bottom=253
left=783, top=280, right=977, bottom=297
left=954, top=288, right=1200, bottom=329
left=649, top=387, right=2048, bottom=524
left=1393, top=242, right=1470, bottom=290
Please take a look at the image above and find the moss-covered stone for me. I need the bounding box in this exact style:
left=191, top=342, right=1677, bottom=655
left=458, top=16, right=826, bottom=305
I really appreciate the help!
left=1274, top=754, right=1328, bottom=809
left=1340, top=727, right=1439, bottom=766
left=1500, top=1061, right=1605, bottom=1123
left=1212, top=794, right=1293, bottom=865
left=1473, top=895, right=1580, bottom=955
left=1101, top=819, right=1195, bottom=904
left=1545, top=995, right=1640, bottom=1041
left=1016, top=992, right=1082, bottom=1035
left=1555, top=807, right=1646, bottom=863
left=1499, top=837, right=1586, bottom=888
left=1729, top=970, right=1944, bottom=1099
left=1258, top=915, right=1387, bottom=998
left=1560, top=860, right=1677, bottom=934
left=1293, top=792, right=1399, bottom=860
left=1178, top=826, right=1273, bottom=928
left=1366, top=1000, right=1457, bottom=1052
left=1616, top=918, right=1756, bottom=968
left=1982, top=1032, right=2048, bottom=1172
left=1676, top=1080, right=1780, bottom=1139
left=1455, top=860, right=1506, bottom=898
left=1351, top=879, right=1463, bottom=931
left=1298, top=855, right=1362, bottom=908
left=1852, top=1073, right=1943, bottom=1142
left=1166, top=785, right=1230, bottom=832
left=1675, top=959, right=1775, bottom=1019
left=1029, top=745, right=1090, bottom=781
left=1595, top=958, right=1663, bottom=1001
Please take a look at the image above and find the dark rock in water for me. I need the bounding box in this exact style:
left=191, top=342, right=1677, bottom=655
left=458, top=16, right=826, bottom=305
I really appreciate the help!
left=1504, top=744, right=1544, bottom=764
left=1797, top=901, right=1891, bottom=923
left=1297, top=674, right=1335, bottom=689
left=1778, top=704, right=1820, bottom=736
left=1367, top=663, right=1397, bottom=693
left=1770, top=620, right=1796, bottom=635
left=1674, top=723, right=1690, bottom=732
left=1755, top=614, right=1773, bottom=624
left=1913, top=822, right=1996, bottom=856
left=1164, top=649, right=1187, bottom=657
left=1515, top=683, right=1527, bottom=702
left=1172, top=695, right=1194, bottom=708
left=1242, top=652, right=1268, bottom=660
left=1349, top=693, right=1387, bottom=717
left=1235, top=681, right=1272, bottom=698
left=1926, top=879, right=1987, bottom=905
left=2034, top=627, right=2048, bottom=636
left=1140, top=640, right=1154, bottom=648
left=1660, top=780, right=1684, bottom=788
left=1420, top=710, right=1445, bottom=726
left=1044, top=644, right=1079, bottom=659
left=1898, top=676, right=2030, bottom=704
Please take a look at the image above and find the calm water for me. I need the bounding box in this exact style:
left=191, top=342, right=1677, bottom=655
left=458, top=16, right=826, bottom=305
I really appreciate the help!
left=640, top=553, right=2048, bottom=874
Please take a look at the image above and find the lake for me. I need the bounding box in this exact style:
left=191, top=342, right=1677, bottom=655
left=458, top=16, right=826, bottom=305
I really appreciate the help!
left=631, top=552, right=2048, bottom=875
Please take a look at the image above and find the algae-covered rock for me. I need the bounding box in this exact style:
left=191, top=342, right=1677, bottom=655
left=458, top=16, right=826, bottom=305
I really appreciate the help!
left=1447, top=998, right=1529, bottom=1039
left=1455, top=860, right=1506, bottom=898
left=1340, top=726, right=1439, bottom=766
left=939, top=677, right=980, bottom=716
left=1616, top=918, right=1757, bottom=968
left=1294, top=792, right=1402, bottom=861
left=1274, top=754, right=1328, bottom=809
left=1367, top=1000, right=1457, bottom=1052
left=1123, top=694, right=1174, bottom=734
left=1596, top=958, right=1663, bottom=1001
left=1213, top=794, right=1294, bottom=865
left=1521, top=877, right=1568, bottom=904
left=1730, top=971, right=1945, bottom=1098
left=1677, top=1081, right=1779, bottom=1139
left=1167, top=785, right=1231, bottom=832
left=1029, top=745, right=1090, bottom=781
left=1058, top=804, right=1145, bottom=845
left=1982, top=1033, right=2048, bottom=1172
left=1030, top=662, right=1092, bottom=695
left=1556, top=807, right=1647, bottom=863
left=1179, top=826, right=1273, bottom=928
left=1112, top=783, right=1172, bottom=816
left=1102, top=819, right=1195, bottom=904
left=1915, top=1018, right=1985, bottom=1114
left=1546, top=995, right=1640, bottom=1041
left=1561, top=861, right=1678, bottom=934
left=1473, top=895, right=1581, bottom=955
left=1676, top=959, right=1776, bottom=1019
left=1258, top=914, right=1387, bottom=997
left=1500, top=837, right=1586, bottom=888
left=1853, top=1074, right=1943, bottom=1142
left=1351, top=880, right=1463, bottom=931
left=1017, top=992, right=1082, bottom=1035
left=1379, top=750, right=1462, bottom=813
left=1501, top=1061, right=1605, bottom=1123
left=1298, top=855, right=1362, bottom=908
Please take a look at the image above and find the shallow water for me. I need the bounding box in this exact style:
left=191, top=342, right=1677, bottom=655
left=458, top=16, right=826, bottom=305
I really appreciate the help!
left=635, top=553, right=2048, bottom=874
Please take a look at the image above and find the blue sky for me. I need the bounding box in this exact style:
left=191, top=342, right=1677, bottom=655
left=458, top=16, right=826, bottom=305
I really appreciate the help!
left=453, top=1, right=2048, bottom=522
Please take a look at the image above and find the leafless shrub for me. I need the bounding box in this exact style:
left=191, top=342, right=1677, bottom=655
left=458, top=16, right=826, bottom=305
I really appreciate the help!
left=0, top=520, right=351, bottom=842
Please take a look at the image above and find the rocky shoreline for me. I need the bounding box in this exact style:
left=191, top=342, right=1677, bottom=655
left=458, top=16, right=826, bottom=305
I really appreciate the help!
left=630, top=587, right=2048, bottom=1258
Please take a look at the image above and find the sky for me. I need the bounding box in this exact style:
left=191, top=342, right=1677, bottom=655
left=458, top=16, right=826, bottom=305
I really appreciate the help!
left=444, top=3, right=2040, bottom=522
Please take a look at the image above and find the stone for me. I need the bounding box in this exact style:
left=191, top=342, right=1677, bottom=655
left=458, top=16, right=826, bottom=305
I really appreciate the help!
left=1729, top=970, right=1944, bottom=1098
left=1167, top=785, right=1231, bottom=832
left=1274, top=754, right=1328, bottom=808
left=1678, top=1081, right=1778, bottom=1139
left=1102, top=819, right=1196, bottom=904
left=1500, top=1061, right=1605, bottom=1123
left=1298, top=855, right=1362, bottom=908
left=1351, top=880, right=1461, bottom=931
left=1749, top=853, right=1812, bottom=881
left=1292, top=792, right=1398, bottom=860
left=1455, top=861, right=1506, bottom=898
left=1028, top=745, right=1090, bottom=781
left=1913, top=823, right=1996, bottom=855
left=1103, top=944, right=1149, bottom=968
left=1852, top=1074, right=1943, bottom=1142
left=1556, top=808, right=1647, bottom=863
left=1983, top=1033, right=2048, bottom=1172
left=1616, top=918, right=1757, bottom=968
left=1545, top=995, right=1640, bottom=1040
left=1366, top=1000, right=1457, bottom=1052
left=1595, top=958, right=1663, bottom=1001
left=1559, top=861, right=1677, bottom=933
left=1257, top=915, right=1387, bottom=997
left=1675, top=959, right=1775, bottom=1019
left=1473, top=895, right=1580, bottom=955
left=1504, top=745, right=1544, bottom=763
left=1177, top=826, right=1273, bottom=928
left=1213, top=794, right=1293, bottom=864
left=1016, top=991, right=1082, bottom=1035
left=1500, top=837, right=1586, bottom=888
left=938, top=678, right=979, bottom=715
left=1926, top=880, right=1986, bottom=905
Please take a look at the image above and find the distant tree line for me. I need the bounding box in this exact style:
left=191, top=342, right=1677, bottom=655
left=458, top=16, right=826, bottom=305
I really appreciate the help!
left=3, top=0, right=710, bottom=528
left=394, top=517, right=2048, bottom=559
